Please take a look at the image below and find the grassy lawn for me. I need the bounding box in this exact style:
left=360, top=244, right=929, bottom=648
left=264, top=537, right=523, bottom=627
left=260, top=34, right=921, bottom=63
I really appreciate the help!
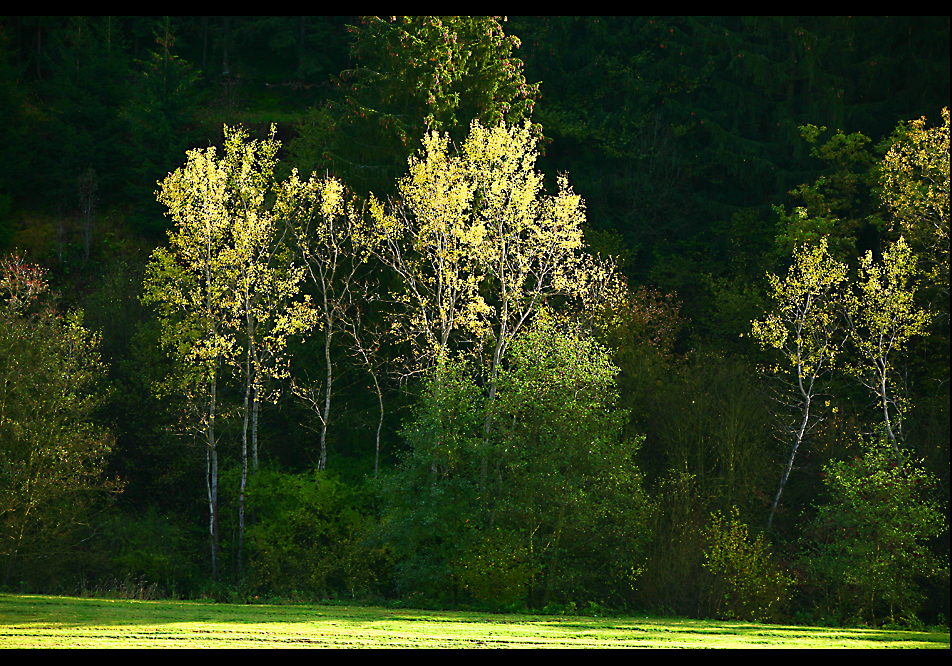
left=0, top=593, right=948, bottom=648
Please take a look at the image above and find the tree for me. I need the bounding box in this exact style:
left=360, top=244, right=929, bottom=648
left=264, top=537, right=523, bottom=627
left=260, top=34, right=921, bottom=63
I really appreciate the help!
left=880, top=107, right=950, bottom=304
left=122, top=18, right=200, bottom=234
left=0, top=254, right=113, bottom=586
left=752, top=238, right=847, bottom=529
left=223, top=125, right=316, bottom=575
left=277, top=172, right=359, bottom=472
left=364, top=119, right=611, bottom=385
left=39, top=17, right=130, bottom=215
left=287, top=16, right=540, bottom=199
left=841, top=237, right=933, bottom=462
left=773, top=124, right=882, bottom=262
left=487, top=312, right=649, bottom=607
left=702, top=507, right=794, bottom=622
left=382, top=312, right=649, bottom=608
left=805, top=428, right=947, bottom=625
left=143, top=130, right=238, bottom=582
left=146, top=124, right=318, bottom=580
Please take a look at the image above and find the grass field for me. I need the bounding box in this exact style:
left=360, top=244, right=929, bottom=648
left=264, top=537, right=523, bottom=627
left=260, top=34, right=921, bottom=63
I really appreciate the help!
left=0, top=593, right=948, bottom=648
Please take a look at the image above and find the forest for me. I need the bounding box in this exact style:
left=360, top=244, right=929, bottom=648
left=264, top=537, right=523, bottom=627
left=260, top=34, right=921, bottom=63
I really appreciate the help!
left=0, top=16, right=948, bottom=627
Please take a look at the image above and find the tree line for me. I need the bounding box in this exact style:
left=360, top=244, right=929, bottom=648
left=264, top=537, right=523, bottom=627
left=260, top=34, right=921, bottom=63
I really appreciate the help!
left=0, top=16, right=947, bottom=626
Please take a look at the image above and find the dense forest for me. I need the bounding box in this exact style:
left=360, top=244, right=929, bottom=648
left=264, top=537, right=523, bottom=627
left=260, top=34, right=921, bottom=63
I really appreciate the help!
left=0, top=16, right=948, bottom=627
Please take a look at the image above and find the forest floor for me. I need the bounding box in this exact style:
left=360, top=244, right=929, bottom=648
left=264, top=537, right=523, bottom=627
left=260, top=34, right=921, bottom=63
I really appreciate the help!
left=1, top=594, right=948, bottom=648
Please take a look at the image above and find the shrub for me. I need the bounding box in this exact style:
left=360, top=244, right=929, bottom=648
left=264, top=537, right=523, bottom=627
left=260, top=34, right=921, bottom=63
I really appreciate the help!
left=804, top=429, right=947, bottom=625
left=243, top=468, right=389, bottom=600
left=703, top=506, right=794, bottom=622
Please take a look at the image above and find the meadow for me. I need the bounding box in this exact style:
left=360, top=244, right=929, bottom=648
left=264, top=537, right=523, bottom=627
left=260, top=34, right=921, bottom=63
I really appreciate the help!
left=0, top=594, right=948, bottom=648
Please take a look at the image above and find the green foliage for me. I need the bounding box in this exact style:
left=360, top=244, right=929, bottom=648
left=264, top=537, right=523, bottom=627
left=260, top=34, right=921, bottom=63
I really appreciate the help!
left=382, top=313, right=650, bottom=609
left=287, top=16, right=540, bottom=198
left=805, top=429, right=948, bottom=625
left=242, top=468, right=388, bottom=600
left=642, top=357, right=774, bottom=513
left=703, top=507, right=794, bottom=622
left=0, top=255, right=114, bottom=587
left=87, top=508, right=198, bottom=598
left=842, top=237, right=932, bottom=451
left=363, top=117, right=618, bottom=383
left=753, top=237, right=846, bottom=381
left=773, top=125, right=882, bottom=261
left=39, top=17, right=131, bottom=209
left=456, top=528, right=537, bottom=606
left=122, top=19, right=200, bottom=234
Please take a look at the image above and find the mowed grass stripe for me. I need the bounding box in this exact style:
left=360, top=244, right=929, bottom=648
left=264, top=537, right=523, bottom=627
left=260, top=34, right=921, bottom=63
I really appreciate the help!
left=1, top=594, right=948, bottom=648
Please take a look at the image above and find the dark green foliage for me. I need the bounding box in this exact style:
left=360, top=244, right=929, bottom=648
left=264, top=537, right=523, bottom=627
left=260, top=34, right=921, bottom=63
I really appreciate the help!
left=37, top=18, right=130, bottom=210
left=80, top=508, right=199, bottom=599
left=636, top=472, right=708, bottom=617
left=0, top=255, right=114, bottom=588
left=381, top=314, right=650, bottom=609
left=122, top=19, right=200, bottom=235
left=286, top=16, right=540, bottom=199
left=640, top=356, right=775, bottom=513
left=802, top=429, right=948, bottom=626
left=239, top=467, right=389, bottom=600
left=0, top=17, right=945, bottom=624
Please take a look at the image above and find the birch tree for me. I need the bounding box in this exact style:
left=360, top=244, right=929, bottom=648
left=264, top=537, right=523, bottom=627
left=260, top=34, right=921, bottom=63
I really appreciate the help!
left=364, top=119, right=610, bottom=383
left=881, top=107, right=949, bottom=300
left=363, top=128, right=483, bottom=376
left=144, top=139, right=235, bottom=581
left=752, top=238, right=847, bottom=529
left=277, top=173, right=361, bottom=472
left=841, top=237, right=932, bottom=464
left=221, top=125, right=317, bottom=574
left=147, top=124, right=319, bottom=579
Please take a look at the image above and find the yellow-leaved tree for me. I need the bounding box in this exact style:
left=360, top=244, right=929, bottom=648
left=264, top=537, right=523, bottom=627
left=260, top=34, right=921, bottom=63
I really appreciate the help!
left=841, top=237, right=932, bottom=463
left=144, top=125, right=316, bottom=581
left=143, top=134, right=235, bottom=581
left=362, top=119, right=621, bottom=387
left=880, top=107, right=949, bottom=302
left=752, top=238, right=847, bottom=529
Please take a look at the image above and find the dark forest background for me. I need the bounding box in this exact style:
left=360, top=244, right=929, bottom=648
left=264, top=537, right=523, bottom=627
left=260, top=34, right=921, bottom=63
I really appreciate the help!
left=0, top=16, right=947, bottom=627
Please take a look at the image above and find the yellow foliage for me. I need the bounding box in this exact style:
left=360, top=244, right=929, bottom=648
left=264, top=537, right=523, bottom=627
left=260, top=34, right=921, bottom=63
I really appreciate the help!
left=881, top=107, right=949, bottom=291
left=364, top=119, right=617, bottom=377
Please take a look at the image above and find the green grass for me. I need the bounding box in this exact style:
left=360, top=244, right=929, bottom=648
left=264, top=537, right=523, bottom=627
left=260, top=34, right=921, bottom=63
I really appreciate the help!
left=0, top=594, right=948, bottom=648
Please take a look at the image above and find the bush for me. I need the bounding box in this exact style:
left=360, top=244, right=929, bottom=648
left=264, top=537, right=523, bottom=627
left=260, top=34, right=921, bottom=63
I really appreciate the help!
left=702, top=506, right=794, bottom=622
left=380, top=313, right=651, bottom=609
left=243, top=467, right=390, bottom=600
left=803, top=429, right=947, bottom=626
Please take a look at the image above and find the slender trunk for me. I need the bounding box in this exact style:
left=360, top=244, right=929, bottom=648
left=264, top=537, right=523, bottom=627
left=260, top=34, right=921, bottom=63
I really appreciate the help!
left=238, top=330, right=251, bottom=581
left=481, top=243, right=510, bottom=496
left=206, top=372, right=219, bottom=582
left=320, top=314, right=333, bottom=471
left=767, top=394, right=811, bottom=530
left=205, top=227, right=219, bottom=582
left=348, top=317, right=384, bottom=477
left=252, top=386, right=260, bottom=474
left=374, top=377, right=384, bottom=478
left=879, top=363, right=905, bottom=470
